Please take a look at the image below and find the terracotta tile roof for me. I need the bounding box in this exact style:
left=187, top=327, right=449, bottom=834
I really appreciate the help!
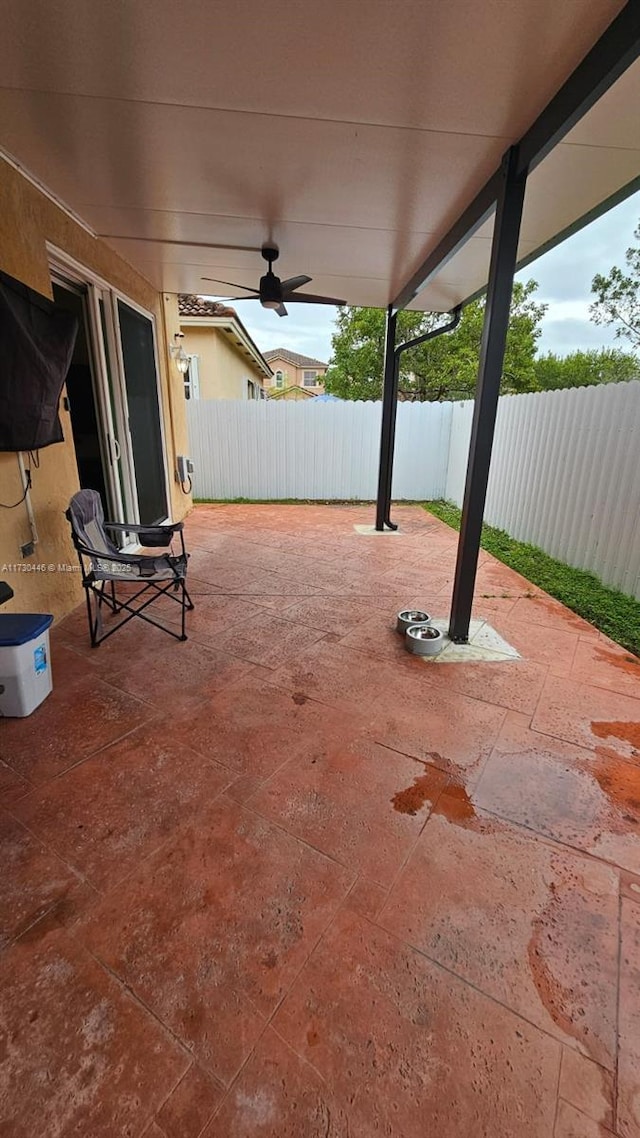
left=263, top=348, right=327, bottom=368
left=178, top=294, right=238, bottom=318
left=269, top=384, right=317, bottom=399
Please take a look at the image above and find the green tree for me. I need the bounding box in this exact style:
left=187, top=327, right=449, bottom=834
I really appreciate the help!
left=324, top=280, right=546, bottom=401
left=534, top=348, right=640, bottom=390
left=590, top=220, right=640, bottom=349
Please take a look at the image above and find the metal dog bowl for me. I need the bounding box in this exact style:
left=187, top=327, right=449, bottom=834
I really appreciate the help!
left=405, top=624, right=444, bottom=657
left=396, top=609, right=431, bottom=635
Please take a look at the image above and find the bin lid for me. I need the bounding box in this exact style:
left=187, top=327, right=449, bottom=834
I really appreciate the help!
left=0, top=613, right=54, bottom=647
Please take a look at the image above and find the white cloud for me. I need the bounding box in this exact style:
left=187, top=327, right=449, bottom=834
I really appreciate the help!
left=518, top=186, right=640, bottom=358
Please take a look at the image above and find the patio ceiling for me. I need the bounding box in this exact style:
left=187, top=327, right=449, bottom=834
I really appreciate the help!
left=0, top=0, right=638, bottom=312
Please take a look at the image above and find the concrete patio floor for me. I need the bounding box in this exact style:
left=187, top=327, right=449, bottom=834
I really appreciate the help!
left=1, top=503, right=640, bottom=1137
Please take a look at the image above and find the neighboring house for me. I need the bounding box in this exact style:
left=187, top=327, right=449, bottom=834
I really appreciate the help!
left=179, top=295, right=272, bottom=401
left=263, top=349, right=328, bottom=396
left=269, top=384, right=317, bottom=402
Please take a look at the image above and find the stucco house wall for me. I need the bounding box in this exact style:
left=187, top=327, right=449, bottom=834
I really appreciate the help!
left=0, top=157, right=190, bottom=621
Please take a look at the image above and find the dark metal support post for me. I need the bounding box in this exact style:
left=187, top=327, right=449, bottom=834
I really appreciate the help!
left=375, top=307, right=399, bottom=530
left=375, top=307, right=463, bottom=531
left=448, top=147, right=528, bottom=642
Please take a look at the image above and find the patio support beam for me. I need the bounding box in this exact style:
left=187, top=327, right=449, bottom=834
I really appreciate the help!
left=448, top=146, right=527, bottom=643
left=375, top=307, right=399, bottom=530
left=375, top=306, right=463, bottom=531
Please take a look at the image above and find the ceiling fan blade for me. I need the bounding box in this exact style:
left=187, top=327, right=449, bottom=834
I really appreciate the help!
left=201, top=277, right=258, bottom=292
left=285, top=292, right=346, bottom=306
left=280, top=274, right=312, bottom=293
left=225, top=294, right=261, bottom=301
left=276, top=303, right=288, bottom=317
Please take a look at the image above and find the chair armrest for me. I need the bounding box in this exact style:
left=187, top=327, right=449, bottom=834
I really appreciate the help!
left=75, top=540, right=155, bottom=567
left=104, top=521, right=184, bottom=534
left=104, top=521, right=184, bottom=549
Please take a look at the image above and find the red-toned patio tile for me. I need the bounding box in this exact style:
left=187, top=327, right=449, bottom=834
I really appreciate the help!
left=155, top=1062, right=223, bottom=1137
left=474, top=560, right=541, bottom=595
left=0, top=675, right=152, bottom=784
left=558, top=1047, right=615, bottom=1130
left=378, top=810, right=619, bottom=1069
left=248, top=741, right=447, bottom=886
left=269, top=640, right=506, bottom=782
left=618, top=898, right=640, bottom=1138
left=509, top=593, right=600, bottom=637
left=102, top=638, right=254, bottom=712
left=187, top=549, right=265, bottom=589
left=232, top=572, right=327, bottom=600
left=424, top=656, right=549, bottom=716
left=0, top=924, right=188, bottom=1138
left=276, top=595, right=380, bottom=637
left=47, top=638, right=102, bottom=684
left=378, top=563, right=453, bottom=595
left=202, top=1028, right=349, bottom=1137
left=273, top=909, right=560, bottom=1137
left=214, top=612, right=327, bottom=669
left=621, top=869, right=640, bottom=903
left=79, top=796, right=354, bottom=1086
left=470, top=592, right=522, bottom=622
left=493, top=617, right=580, bottom=672
left=532, top=673, right=640, bottom=756
left=0, top=812, right=91, bottom=947
left=12, top=720, right=233, bottom=891
left=570, top=637, right=640, bottom=699
left=0, top=759, right=31, bottom=806
left=337, top=614, right=408, bottom=661
left=142, top=1122, right=167, bottom=1137
left=166, top=592, right=266, bottom=643
left=343, top=877, right=388, bottom=921
left=474, top=714, right=640, bottom=873
left=161, top=677, right=371, bottom=785
left=554, top=1101, right=615, bottom=1137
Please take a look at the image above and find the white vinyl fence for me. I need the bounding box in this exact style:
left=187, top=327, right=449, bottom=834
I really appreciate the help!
left=187, top=380, right=640, bottom=598
left=445, top=381, right=640, bottom=599
left=187, top=398, right=452, bottom=502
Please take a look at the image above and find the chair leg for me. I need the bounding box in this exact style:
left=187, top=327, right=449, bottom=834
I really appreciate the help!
left=180, top=580, right=188, bottom=641
left=85, top=586, right=98, bottom=648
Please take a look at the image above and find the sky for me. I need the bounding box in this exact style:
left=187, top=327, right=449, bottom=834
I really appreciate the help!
left=208, top=186, right=640, bottom=365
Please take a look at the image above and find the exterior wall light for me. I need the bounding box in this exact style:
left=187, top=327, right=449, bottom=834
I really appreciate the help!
left=171, top=332, right=190, bottom=374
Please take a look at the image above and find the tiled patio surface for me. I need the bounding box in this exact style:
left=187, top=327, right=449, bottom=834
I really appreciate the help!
left=1, top=502, right=640, bottom=1137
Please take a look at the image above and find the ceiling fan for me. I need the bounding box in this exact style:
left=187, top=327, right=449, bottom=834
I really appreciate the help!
left=202, top=244, right=346, bottom=317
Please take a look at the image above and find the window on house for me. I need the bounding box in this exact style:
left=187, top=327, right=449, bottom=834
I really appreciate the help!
left=184, top=354, right=200, bottom=401
left=275, top=370, right=284, bottom=388
left=303, top=370, right=317, bottom=385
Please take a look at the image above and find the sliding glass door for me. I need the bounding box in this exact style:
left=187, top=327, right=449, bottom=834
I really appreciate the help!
left=50, top=254, right=170, bottom=531
left=116, top=300, right=168, bottom=525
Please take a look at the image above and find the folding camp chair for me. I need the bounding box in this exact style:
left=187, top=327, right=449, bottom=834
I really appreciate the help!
left=66, top=489, right=193, bottom=647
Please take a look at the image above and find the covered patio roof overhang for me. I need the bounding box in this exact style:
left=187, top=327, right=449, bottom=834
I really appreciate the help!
left=1, top=0, right=639, bottom=639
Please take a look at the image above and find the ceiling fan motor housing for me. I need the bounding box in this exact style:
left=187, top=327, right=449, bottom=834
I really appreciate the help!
left=259, top=271, right=282, bottom=308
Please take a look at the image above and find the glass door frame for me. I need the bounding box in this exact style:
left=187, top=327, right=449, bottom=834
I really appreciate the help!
left=109, top=290, right=172, bottom=525
left=47, top=244, right=172, bottom=531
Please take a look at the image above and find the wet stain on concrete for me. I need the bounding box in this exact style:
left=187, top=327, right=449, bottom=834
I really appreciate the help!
left=434, top=782, right=477, bottom=826
left=527, top=906, right=578, bottom=1049
left=392, top=774, right=438, bottom=816
left=593, top=646, right=640, bottom=672
left=589, top=754, right=640, bottom=819
left=591, top=720, right=640, bottom=756
left=292, top=692, right=308, bottom=706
